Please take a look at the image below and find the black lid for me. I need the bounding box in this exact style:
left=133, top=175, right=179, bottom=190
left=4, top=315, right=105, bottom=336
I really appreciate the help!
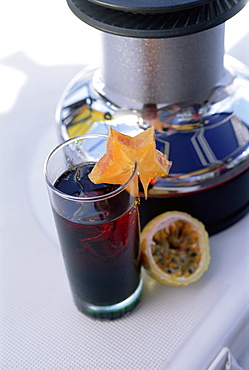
left=67, top=0, right=248, bottom=38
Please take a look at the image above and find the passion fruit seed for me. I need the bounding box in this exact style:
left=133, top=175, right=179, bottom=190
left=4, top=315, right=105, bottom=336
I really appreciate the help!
left=151, top=220, right=202, bottom=278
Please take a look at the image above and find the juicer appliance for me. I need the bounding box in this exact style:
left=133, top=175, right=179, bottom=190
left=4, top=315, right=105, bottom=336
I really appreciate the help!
left=57, top=0, right=249, bottom=235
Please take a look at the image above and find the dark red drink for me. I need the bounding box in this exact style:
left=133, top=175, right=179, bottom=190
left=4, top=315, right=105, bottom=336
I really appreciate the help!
left=52, top=163, right=141, bottom=319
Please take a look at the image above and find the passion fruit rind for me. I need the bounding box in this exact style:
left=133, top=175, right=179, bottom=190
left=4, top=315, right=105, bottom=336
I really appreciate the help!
left=140, top=211, right=210, bottom=286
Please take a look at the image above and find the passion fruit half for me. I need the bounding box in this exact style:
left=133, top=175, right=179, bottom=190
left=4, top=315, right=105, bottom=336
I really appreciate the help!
left=141, top=211, right=210, bottom=286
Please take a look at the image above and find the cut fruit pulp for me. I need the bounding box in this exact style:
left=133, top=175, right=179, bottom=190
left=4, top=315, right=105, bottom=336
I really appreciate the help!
left=140, top=211, right=210, bottom=286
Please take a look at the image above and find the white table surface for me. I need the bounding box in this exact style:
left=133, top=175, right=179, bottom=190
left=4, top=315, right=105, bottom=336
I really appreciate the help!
left=1, top=1, right=249, bottom=369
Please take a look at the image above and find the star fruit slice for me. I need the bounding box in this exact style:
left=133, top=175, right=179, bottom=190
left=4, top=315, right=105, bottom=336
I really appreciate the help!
left=88, top=127, right=171, bottom=197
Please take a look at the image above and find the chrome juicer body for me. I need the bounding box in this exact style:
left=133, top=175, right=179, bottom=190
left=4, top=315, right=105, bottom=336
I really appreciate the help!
left=57, top=0, right=249, bottom=235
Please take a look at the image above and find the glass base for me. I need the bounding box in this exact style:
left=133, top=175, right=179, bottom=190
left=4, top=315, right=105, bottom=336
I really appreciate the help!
left=74, top=278, right=143, bottom=320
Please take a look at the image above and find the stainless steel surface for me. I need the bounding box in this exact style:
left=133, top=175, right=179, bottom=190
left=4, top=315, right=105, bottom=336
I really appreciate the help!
left=100, top=25, right=225, bottom=107
left=57, top=56, right=249, bottom=193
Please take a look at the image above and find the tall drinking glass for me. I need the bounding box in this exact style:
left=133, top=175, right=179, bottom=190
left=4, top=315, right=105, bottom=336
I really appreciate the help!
left=44, top=134, right=142, bottom=320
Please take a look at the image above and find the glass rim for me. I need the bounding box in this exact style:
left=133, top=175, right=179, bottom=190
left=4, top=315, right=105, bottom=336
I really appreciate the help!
left=44, top=134, right=137, bottom=203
